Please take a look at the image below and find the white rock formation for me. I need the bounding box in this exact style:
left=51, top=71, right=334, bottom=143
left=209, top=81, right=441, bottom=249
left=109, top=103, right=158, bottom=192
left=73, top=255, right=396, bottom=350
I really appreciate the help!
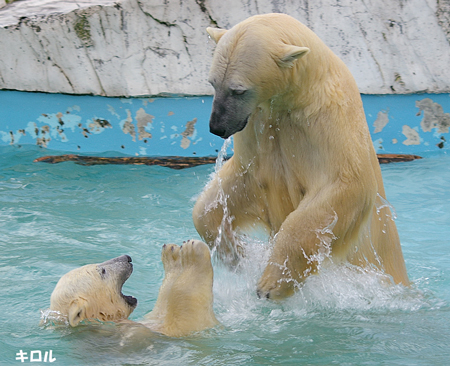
left=0, top=0, right=449, bottom=96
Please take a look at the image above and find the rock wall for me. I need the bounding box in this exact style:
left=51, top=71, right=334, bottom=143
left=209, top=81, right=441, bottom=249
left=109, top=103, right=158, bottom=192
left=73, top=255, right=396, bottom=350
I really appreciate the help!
left=0, top=0, right=449, bottom=97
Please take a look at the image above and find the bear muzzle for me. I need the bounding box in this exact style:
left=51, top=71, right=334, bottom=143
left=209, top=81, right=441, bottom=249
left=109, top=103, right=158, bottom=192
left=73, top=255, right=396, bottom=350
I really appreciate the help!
left=98, top=255, right=137, bottom=309
left=209, top=115, right=250, bottom=139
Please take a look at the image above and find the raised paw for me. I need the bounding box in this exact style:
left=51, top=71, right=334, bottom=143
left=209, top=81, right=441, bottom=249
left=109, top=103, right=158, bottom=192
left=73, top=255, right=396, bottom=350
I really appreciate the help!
left=144, top=244, right=182, bottom=321
left=213, top=219, right=246, bottom=267
left=161, top=243, right=182, bottom=272
left=180, top=239, right=212, bottom=269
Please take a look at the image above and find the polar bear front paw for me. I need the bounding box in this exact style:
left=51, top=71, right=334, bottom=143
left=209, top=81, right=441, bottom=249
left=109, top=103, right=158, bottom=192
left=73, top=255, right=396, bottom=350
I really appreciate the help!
left=256, top=265, right=296, bottom=300
left=161, top=243, right=182, bottom=272
left=180, top=239, right=212, bottom=268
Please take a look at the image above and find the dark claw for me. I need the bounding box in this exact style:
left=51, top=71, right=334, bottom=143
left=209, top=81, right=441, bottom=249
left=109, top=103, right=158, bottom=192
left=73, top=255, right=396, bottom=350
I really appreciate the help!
left=256, top=289, right=270, bottom=299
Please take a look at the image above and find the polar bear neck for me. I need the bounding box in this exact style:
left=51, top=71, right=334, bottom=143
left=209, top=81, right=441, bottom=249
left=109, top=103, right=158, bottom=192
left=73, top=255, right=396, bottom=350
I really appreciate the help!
left=232, top=80, right=371, bottom=206
left=220, top=13, right=373, bottom=201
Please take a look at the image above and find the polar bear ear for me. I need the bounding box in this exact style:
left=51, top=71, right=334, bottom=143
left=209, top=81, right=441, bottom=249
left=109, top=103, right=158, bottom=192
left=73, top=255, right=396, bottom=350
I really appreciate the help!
left=206, top=27, right=228, bottom=43
left=277, top=45, right=310, bottom=68
left=68, top=298, right=88, bottom=327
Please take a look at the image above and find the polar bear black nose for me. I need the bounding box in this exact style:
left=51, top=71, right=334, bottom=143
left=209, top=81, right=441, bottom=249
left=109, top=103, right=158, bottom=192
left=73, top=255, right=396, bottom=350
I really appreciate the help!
left=210, top=122, right=227, bottom=138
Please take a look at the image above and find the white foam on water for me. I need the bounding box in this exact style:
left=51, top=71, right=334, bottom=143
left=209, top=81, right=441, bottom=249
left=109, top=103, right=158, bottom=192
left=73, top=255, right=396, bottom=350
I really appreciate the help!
left=211, top=234, right=442, bottom=334
left=206, top=138, right=442, bottom=333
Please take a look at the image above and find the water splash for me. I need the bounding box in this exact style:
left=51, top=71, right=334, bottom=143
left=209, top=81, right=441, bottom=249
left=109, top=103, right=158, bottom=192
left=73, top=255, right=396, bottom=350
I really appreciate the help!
left=308, top=212, right=338, bottom=268
left=213, top=236, right=273, bottom=326
left=212, top=217, right=440, bottom=333
left=204, top=140, right=443, bottom=334
left=376, top=193, right=397, bottom=220
left=292, top=264, right=424, bottom=312
left=207, top=137, right=243, bottom=264
left=214, top=136, right=231, bottom=173
left=213, top=237, right=439, bottom=332
left=39, top=309, right=69, bottom=327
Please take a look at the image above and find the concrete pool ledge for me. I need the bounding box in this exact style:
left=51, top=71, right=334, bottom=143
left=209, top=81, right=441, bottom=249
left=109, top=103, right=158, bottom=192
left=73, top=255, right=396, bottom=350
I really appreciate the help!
left=0, top=90, right=449, bottom=158
left=1, top=0, right=449, bottom=158
left=1, top=0, right=449, bottom=97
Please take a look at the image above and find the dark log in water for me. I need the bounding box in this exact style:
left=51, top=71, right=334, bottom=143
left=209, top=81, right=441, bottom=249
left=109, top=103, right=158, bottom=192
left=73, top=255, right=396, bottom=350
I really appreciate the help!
left=34, top=154, right=422, bottom=169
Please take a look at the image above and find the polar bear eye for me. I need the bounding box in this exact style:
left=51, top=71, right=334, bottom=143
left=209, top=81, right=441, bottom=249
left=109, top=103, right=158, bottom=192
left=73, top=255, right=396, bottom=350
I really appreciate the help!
left=230, top=88, right=247, bottom=96
left=99, top=267, right=107, bottom=278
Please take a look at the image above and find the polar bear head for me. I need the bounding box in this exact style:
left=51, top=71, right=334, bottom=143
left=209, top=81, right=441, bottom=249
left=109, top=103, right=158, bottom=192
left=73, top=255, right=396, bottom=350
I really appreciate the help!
left=50, top=255, right=137, bottom=326
left=206, top=13, right=310, bottom=138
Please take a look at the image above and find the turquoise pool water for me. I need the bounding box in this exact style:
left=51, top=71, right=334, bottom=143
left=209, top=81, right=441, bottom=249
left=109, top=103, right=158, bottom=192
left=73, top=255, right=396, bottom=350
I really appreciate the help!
left=0, top=145, right=449, bottom=365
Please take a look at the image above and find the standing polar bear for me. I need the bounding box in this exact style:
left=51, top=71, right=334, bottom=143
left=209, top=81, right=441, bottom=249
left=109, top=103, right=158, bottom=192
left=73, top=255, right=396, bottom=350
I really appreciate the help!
left=48, top=240, right=218, bottom=337
left=193, top=13, right=409, bottom=300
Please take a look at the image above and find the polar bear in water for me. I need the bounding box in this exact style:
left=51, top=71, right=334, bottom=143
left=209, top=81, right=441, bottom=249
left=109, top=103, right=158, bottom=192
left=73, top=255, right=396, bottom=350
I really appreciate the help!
left=47, top=240, right=218, bottom=337
left=193, top=13, right=409, bottom=300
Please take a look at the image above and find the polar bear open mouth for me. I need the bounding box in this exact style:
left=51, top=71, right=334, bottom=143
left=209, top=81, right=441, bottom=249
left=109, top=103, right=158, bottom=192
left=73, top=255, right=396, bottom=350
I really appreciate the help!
left=120, top=259, right=137, bottom=308
left=122, top=293, right=137, bottom=308
left=105, top=254, right=137, bottom=309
